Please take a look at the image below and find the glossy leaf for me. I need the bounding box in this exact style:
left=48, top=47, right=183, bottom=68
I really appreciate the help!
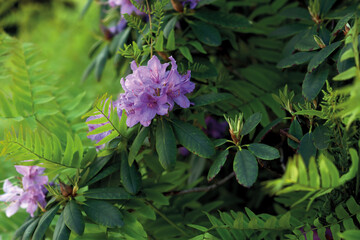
left=156, top=118, right=177, bottom=170
left=190, top=21, right=221, bottom=47
left=171, top=119, right=215, bottom=158
left=241, top=112, right=262, bottom=136
left=83, top=199, right=124, bottom=228
left=33, top=205, right=60, bottom=240
left=53, top=211, right=71, bottom=240
left=277, top=52, right=316, bottom=69
left=248, top=143, right=280, bottom=160
left=22, top=218, right=40, bottom=240
left=302, top=66, right=329, bottom=101
left=207, top=150, right=229, bottom=181
left=84, top=187, right=132, bottom=200
left=307, top=41, right=342, bottom=72
left=191, top=93, right=233, bottom=107
left=233, top=150, right=258, bottom=187
left=63, top=200, right=84, bottom=236
left=121, top=152, right=142, bottom=195
left=128, top=127, right=149, bottom=166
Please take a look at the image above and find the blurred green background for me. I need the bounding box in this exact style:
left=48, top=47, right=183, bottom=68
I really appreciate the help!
left=0, top=0, right=123, bottom=237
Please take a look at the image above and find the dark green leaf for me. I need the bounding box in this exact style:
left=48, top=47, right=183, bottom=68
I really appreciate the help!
left=302, top=65, right=329, bottom=101
left=179, top=46, right=193, bottom=63
left=312, top=126, right=330, bottom=150
left=84, top=187, right=132, bottom=200
left=83, top=199, right=124, bottom=228
left=331, top=13, right=354, bottom=38
left=22, top=218, right=40, bottom=240
left=337, top=41, right=356, bottom=73
left=63, top=200, right=84, bottom=236
left=171, top=119, right=215, bottom=158
left=128, top=127, right=149, bottom=166
left=288, top=119, right=303, bottom=149
left=248, top=143, right=280, bottom=160
left=277, top=52, right=316, bottom=69
left=241, top=112, right=262, bottom=136
left=279, top=7, right=311, bottom=20
left=298, top=132, right=317, bottom=166
left=13, top=218, right=37, bottom=240
left=191, top=93, right=233, bottom=107
left=80, top=154, right=113, bottom=187
left=156, top=118, right=177, bottom=170
left=270, top=23, right=308, bottom=39
left=53, top=211, right=70, bottom=240
left=254, top=118, right=283, bottom=143
left=294, top=28, right=320, bottom=51
left=95, top=45, right=109, bottom=81
left=190, top=21, right=221, bottom=47
left=207, top=150, right=229, bottom=181
left=194, top=9, right=251, bottom=29
left=233, top=150, right=258, bottom=188
left=307, top=41, right=342, bottom=72
left=121, top=152, right=142, bottom=195
left=33, top=205, right=60, bottom=240
left=164, top=16, right=178, bottom=38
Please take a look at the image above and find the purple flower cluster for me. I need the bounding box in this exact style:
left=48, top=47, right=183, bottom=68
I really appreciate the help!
left=0, top=166, right=48, bottom=217
left=182, top=0, right=199, bottom=9
left=204, top=116, right=228, bottom=139
left=116, top=55, right=195, bottom=127
left=109, top=0, right=144, bottom=16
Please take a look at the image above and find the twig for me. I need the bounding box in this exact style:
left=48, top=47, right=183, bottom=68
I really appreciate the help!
left=280, top=129, right=300, bottom=143
left=165, top=172, right=235, bottom=196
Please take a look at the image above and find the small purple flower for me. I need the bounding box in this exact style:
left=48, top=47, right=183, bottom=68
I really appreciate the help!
left=182, top=0, right=199, bottom=9
left=108, top=0, right=144, bottom=16
left=86, top=115, right=112, bottom=150
left=108, top=18, right=127, bottom=35
left=178, top=146, right=190, bottom=156
left=204, top=116, right=228, bottom=139
left=117, top=55, right=195, bottom=127
left=0, top=180, right=24, bottom=217
left=0, top=165, right=48, bottom=217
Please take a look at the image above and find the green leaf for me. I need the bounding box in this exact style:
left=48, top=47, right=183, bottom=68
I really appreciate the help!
left=33, top=205, right=60, bottom=240
left=22, top=218, right=40, bottom=240
left=191, top=93, right=233, bottom=107
left=339, top=230, right=360, bottom=240
left=189, top=41, right=207, bottom=54
left=194, top=9, right=251, bottom=29
left=53, top=211, right=71, bottom=240
left=302, top=66, right=329, bottom=101
left=312, top=126, right=330, bottom=150
left=13, top=218, right=37, bottom=240
left=166, top=29, right=176, bottom=50
left=288, top=119, right=303, bottom=149
left=171, top=119, right=215, bottom=158
left=307, top=41, right=342, bottom=72
left=233, top=150, right=258, bottom=187
left=248, top=143, right=280, bottom=160
left=128, top=127, right=149, bottom=166
left=241, top=112, right=262, bottom=136
left=63, top=200, right=84, bottom=236
left=277, top=52, right=316, bottom=69
left=83, top=199, right=124, bottom=228
left=298, top=133, right=317, bottom=166
left=154, top=31, right=164, bottom=52
left=156, top=118, right=177, bottom=170
left=121, top=152, right=142, bottom=195
left=190, top=21, right=222, bottom=47
left=95, top=45, right=109, bottom=81
left=84, top=187, right=132, bottom=200
left=179, top=46, right=193, bottom=63
left=164, top=16, right=178, bottom=38
left=331, top=12, right=354, bottom=37
left=207, top=150, right=229, bottom=181
left=333, top=66, right=356, bottom=81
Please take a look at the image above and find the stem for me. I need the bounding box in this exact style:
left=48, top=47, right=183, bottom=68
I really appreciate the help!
left=145, top=201, right=188, bottom=236
left=165, top=172, right=235, bottom=196
left=280, top=129, right=300, bottom=143
left=145, top=0, right=153, bottom=58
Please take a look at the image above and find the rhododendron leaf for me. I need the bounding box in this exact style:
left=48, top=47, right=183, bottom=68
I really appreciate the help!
left=166, top=29, right=176, bottom=50
left=302, top=65, right=329, bottom=101
left=194, top=9, right=251, bottom=29
left=191, top=93, right=233, bottom=107
left=298, top=133, right=317, bottom=166
left=248, top=143, right=280, bottom=160
left=84, top=187, right=132, bottom=200
left=190, top=21, right=221, bottom=47
left=164, top=16, right=178, bottom=38
left=83, top=200, right=124, bottom=228
left=307, top=41, right=342, bottom=72
left=13, top=218, right=37, bottom=240
left=241, top=112, right=262, bottom=136
left=95, top=45, right=109, bottom=81
left=207, top=150, right=229, bottom=181
left=22, top=218, right=40, bottom=240
left=121, top=152, right=141, bottom=195
left=33, top=205, right=60, bottom=240
left=288, top=119, right=303, bottom=149
left=171, top=119, right=215, bottom=158
left=156, top=119, right=177, bottom=170
left=179, top=46, right=193, bottom=63
left=53, top=211, right=70, bottom=240
left=233, top=150, right=258, bottom=188
left=128, top=127, right=149, bottom=166
left=64, top=200, right=84, bottom=236
left=277, top=52, right=316, bottom=69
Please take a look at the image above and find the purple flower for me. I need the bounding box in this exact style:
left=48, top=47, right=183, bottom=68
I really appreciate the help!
left=117, top=55, right=195, bottom=127
left=109, top=18, right=127, bottom=35
left=300, top=227, right=333, bottom=240
left=86, top=115, right=112, bottom=150
left=178, top=146, right=190, bottom=156
left=0, top=165, right=48, bottom=217
left=0, top=180, right=24, bottom=217
left=204, top=116, right=228, bottom=139
left=182, top=0, right=199, bottom=9
left=108, top=0, right=144, bottom=16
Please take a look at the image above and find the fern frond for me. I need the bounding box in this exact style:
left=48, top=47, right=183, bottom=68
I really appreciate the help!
left=0, top=126, right=89, bottom=168
left=265, top=151, right=359, bottom=209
